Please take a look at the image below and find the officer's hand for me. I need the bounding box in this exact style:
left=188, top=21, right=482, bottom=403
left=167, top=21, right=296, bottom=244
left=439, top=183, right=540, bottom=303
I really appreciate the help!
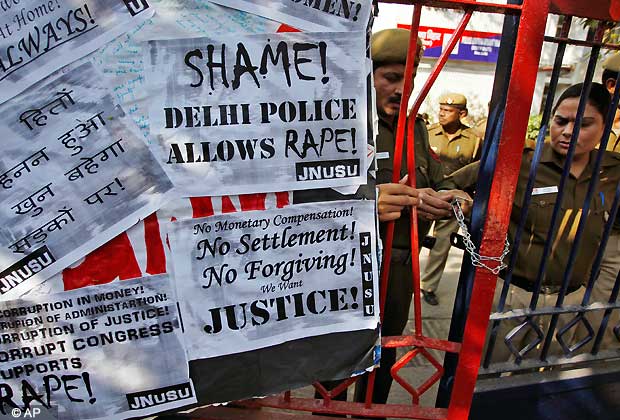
left=444, top=190, right=473, bottom=216
left=377, top=175, right=419, bottom=222
left=416, top=188, right=454, bottom=221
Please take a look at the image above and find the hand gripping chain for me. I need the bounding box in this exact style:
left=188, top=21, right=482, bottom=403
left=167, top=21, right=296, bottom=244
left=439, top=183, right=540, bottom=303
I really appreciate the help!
left=450, top=198, right=510, bottom=275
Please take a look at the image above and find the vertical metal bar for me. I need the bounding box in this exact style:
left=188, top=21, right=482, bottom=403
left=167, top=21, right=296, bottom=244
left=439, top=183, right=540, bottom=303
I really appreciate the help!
left=482, top=15, right=572, bottom=368
left=446, top=0, right=550, bottom=417
left=376, top=4, right=421, bottom=322
left=539, top=24, right=605, bottom=360
left=407, top=8, right=474, bottom=337
left=437, top=0, right=521, bottom=407
left=368, top=4, right=422, bottom=407
left=588, top=74, right=620, bottom=354
left=591, top=184, right=620, bottom=355
left=581, top=73, right=620, bottom=306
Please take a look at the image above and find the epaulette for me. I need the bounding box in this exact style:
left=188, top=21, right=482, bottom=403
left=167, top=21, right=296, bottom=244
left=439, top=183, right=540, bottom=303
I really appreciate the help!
left=427, top=123, right=441, bottom=132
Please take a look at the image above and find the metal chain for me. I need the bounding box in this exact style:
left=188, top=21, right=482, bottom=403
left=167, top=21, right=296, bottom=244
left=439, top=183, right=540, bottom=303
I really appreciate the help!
left=451, top=198, right=510, bottom=275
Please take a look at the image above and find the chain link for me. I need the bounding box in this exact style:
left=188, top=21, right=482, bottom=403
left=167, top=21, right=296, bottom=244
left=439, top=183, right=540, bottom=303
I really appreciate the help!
left=451, top=198, right=510, bottom=275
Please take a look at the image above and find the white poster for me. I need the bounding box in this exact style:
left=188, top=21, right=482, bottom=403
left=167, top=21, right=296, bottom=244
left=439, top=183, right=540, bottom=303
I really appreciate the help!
left=90, top=0, right=281, bottom=142
left=168, top=199, right=379, bottom=360
left=0, top=275, right=195, bottom=420
left=0, top=0, right=154, bottom=104
left=144, top=31, right=368, bottom=196
left=0, top=61, right=173, bottom=299
left=24, top=192, right=292, bottom=296
left=208, top=0, right=373, bottom=32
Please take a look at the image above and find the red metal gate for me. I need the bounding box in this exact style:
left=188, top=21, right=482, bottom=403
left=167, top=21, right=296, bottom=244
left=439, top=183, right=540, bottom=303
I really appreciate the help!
left=185, top=1, right=620, bottom=419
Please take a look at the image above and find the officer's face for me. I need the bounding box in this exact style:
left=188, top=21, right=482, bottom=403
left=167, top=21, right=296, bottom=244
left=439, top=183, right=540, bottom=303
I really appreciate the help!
left=550, top=97, right=605, bottom=158
left=438, top=105, right=462, bottom=126
left=373, top=63, right=416, bottom=123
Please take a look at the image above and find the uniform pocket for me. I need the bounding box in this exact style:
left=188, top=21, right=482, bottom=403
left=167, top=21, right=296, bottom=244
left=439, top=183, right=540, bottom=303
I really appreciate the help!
left=528, top=193, right=560, bottom=238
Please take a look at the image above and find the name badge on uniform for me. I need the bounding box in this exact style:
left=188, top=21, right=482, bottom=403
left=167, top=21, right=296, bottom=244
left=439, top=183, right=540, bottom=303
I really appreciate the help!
left=376, top=152, right=390, bottom=160
left=532, top=186, right=559, bottom=195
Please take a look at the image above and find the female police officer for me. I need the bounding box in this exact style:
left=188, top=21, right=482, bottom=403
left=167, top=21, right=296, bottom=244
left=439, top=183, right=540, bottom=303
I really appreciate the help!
left=448, top=83, right=620, bottom=361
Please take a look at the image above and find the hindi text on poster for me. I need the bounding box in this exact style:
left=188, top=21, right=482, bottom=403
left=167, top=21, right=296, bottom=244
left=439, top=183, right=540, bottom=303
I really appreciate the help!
left=0, top=61, right=173, bottom=299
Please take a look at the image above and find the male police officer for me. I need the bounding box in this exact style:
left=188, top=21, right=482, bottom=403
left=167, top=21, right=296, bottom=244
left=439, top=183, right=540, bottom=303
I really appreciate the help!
left=354, top=28, right=462, bottom=407
left=420, top=94, right=481, bottom=305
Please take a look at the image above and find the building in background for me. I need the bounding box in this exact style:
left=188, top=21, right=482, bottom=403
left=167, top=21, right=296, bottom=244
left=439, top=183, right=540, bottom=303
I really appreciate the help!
left=373, top=3, right=602, bottom=128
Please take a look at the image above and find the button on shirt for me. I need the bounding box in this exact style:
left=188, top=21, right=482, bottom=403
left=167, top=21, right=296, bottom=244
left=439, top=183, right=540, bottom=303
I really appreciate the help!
left=427, top=123, right=481, bottom=175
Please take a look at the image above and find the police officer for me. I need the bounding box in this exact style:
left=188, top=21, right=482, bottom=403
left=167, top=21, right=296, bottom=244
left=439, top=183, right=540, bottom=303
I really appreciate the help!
left=354, top=28, right=467, bottom=408
left=448, top=83, right=620, bottom=359
left=421, top=94, right=481, bottom=305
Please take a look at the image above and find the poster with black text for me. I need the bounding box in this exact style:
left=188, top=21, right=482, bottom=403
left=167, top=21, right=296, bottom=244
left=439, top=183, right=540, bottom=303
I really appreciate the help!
left=208, top=0, right=372, bottom=32
left=144, top=30, right=368, bottom=196
left=0, top=61, right=173, bottom=299
left=167, top=199, right=379, bottom=360
left=0, top=274, right=195, bottom=420
left=0, top=0, right=154, bottom=104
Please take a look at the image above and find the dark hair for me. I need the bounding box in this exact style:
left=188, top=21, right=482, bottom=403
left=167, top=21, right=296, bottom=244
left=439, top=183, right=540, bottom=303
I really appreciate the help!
left=602, top=69, right=618, bottom=85
left=552, top=82, right=611, bottom=119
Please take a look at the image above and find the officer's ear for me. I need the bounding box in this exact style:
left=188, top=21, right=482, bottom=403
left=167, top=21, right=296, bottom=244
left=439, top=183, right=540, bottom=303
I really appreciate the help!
left=460, top=108, right=468, bottom=118
left=605, top=78, right=617, bottom=96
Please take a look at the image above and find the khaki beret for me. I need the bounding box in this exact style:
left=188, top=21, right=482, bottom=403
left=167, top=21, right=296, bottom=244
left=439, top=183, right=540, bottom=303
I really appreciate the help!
left=439, top=93, right=467, bottom=107
left=371, top=28, right=423, bottom=66
left=603, top=53, right=620, bottom=73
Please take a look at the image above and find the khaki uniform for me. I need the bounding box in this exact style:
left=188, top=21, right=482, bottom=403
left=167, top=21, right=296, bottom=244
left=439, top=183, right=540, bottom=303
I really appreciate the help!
left=421, top=123, right=481, bottom=293
left=356, top=116, right=451, bottom=404
left=427, top=123, right=481, bottom=175
left=447, top=143, right=620, bottom=360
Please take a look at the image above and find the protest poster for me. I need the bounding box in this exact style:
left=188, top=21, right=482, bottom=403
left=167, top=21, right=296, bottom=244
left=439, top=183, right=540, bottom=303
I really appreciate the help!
left=208, top=0, right=373, bottom=32
left=0, top=61, right=173, bottom=299
left=144, top=30, right=369, bottom=196
left=0, top=274, right=196, bottom=420
left=0, top=0, right=154, bottom=105
left=90, top=0, right=282, bottom=141
left=23, top=192, right=292, bottom=296
left=167, top=199, right=379, bottom=360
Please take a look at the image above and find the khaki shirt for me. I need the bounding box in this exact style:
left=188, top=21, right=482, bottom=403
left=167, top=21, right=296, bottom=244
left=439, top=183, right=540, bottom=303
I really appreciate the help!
left=427, top=123, right=481, bottom=175
left=447, top=143, right=620, bottom=290
left=377, top=117, right=452, bottom=249
left=606, top=130, right=620, bottom=153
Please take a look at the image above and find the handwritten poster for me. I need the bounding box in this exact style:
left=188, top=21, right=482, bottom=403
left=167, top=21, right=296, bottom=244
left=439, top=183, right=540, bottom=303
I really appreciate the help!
left=23, top=192, right=292, bottom=297
left=0, top=0, right=154, bottom=104
left=0, top=274, right=195, bottom=420
left=144, top=31, right=369, bottom=196
left=167, top=200, right=379, bottom=360
left=90, top=0, right=281, bottom=141
left=208, top=0, right=373, bottom=32
left=0, top=61, right=173, bottom=299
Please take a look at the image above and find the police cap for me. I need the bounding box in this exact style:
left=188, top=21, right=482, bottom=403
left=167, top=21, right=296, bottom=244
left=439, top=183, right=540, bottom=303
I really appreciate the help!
left=603, top=53, right=620, bottom=73
left=371, top=28, right=423, bottom=67
left=439, top=93, right=467, bottom=108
